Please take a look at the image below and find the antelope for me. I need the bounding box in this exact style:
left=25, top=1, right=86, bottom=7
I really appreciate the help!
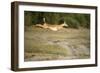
left=36, top=18, right=68, bottom=31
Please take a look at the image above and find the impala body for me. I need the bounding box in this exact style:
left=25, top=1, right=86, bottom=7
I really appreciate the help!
left=35, top=18, right=68, bottom=31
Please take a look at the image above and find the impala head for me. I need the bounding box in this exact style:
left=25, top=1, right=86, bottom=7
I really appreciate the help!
left=61, top=21, right=68, bottom=27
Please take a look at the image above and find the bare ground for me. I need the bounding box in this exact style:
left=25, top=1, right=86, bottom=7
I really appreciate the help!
left=24, top=26, right=90, bottom=61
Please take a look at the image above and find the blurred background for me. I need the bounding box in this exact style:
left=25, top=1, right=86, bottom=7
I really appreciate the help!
left=24, top=11, right=90, bottom=28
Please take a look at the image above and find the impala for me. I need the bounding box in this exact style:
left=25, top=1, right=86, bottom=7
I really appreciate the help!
left=35, top=18, right=68, bottom=31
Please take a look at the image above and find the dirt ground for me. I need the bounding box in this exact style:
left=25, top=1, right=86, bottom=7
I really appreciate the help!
left=24, top=26, right=90, bottom=61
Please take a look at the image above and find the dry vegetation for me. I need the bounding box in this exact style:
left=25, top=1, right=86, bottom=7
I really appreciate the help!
left=24, top=26, right=90, bottom=61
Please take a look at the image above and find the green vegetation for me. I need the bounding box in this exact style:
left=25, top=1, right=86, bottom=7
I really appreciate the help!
left=24, top=11, right=90, bottom=28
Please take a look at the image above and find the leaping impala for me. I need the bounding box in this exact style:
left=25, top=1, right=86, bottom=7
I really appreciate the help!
left=35, top=18, right=68, bottom=31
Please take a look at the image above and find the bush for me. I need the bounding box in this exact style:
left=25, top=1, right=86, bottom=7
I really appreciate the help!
left=65, top=17, right=80, bottom=28
left=24, top=11, right=90, bottom=29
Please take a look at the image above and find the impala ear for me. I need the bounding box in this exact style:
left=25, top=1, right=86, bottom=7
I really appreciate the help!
left=43, top=17, right=46, bottom=23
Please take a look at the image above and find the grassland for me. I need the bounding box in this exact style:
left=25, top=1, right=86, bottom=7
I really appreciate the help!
left=24, top=26, right=90, bottom=61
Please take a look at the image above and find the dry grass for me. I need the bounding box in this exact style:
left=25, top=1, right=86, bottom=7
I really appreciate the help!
left=24, top=26, right=90, bottom=61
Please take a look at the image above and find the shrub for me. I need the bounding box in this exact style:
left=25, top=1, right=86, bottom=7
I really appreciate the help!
left=65, top=17, right=80, bottom=28
left=24, top=11, right=90, bottom=28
